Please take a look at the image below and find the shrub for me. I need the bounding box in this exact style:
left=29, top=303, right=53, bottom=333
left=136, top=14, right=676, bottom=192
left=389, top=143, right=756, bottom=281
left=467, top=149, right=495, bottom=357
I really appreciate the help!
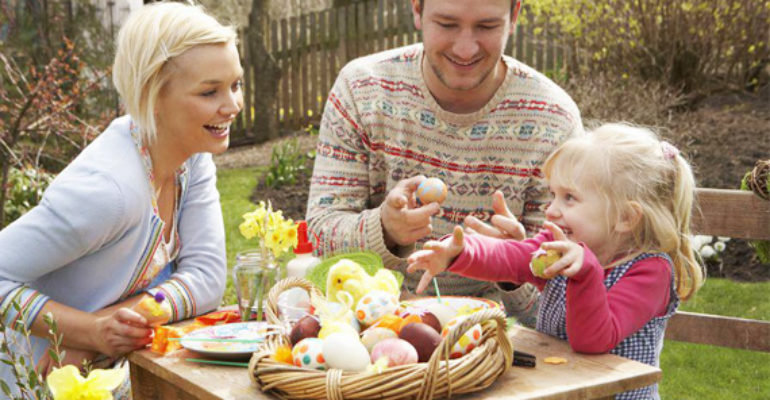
left=264, top=138, right=313, bottom=189
left=2, top=166, right=54, bottom=224
left=526, top=0, right=770, bottom=97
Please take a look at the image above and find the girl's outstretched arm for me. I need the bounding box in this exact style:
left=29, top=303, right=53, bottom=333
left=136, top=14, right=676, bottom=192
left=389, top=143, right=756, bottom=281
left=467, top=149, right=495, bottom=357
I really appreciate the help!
left=407, top=226, right=465, bottom=293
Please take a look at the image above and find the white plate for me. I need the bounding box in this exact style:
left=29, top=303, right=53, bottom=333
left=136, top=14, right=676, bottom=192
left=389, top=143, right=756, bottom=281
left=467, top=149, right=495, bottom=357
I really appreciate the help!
left=180, top=322, right=279, bottom=360
left=401, top=296, right=502, bottom=314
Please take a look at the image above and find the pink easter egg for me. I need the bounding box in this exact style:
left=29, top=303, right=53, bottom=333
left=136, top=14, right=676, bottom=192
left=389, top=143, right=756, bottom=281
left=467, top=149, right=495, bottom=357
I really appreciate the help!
left=371, top=338, right=419, bottom=367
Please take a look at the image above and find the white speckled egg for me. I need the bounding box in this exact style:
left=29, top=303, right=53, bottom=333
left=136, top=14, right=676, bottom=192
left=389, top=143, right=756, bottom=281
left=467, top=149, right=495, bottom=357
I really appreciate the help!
left=355, top=291, right=399, bottom=326
left=360, top=326, right=398, bottom=352
left=322, top=332, right=371, bottom=372
left=291, top=337, right=326, bottom=370
left=440, top=315, right=483, bottom=359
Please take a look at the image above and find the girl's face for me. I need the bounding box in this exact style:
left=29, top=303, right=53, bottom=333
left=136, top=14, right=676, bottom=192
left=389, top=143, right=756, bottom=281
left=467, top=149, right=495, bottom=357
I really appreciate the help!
left=545, top=181, right=625, bottom=265
left=154, top=42, right=244, bottom=159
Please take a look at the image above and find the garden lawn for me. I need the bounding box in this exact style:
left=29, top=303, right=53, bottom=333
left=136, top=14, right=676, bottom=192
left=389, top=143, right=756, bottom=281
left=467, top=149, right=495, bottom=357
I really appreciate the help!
left=217, top=167, right=770, bottom=399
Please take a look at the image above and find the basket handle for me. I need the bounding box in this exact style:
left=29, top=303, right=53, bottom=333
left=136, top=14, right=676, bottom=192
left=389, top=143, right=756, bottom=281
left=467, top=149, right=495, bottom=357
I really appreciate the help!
left=419, top=307, right=512, bottom=400
left=265, top=276, right=324, bottom=326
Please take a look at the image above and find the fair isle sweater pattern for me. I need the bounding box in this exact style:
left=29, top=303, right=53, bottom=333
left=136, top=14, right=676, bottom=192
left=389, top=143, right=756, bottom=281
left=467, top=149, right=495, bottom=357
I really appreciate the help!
left=307, top=44, right=582, bottom=296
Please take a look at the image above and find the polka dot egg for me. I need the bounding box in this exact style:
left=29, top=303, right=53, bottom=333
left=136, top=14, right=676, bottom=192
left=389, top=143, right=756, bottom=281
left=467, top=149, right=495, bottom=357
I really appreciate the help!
left=440, top=315, right=483, bottom=359
left=355, top=290, right=398, bottom=326
left=291, top=337, right=326, bottom=370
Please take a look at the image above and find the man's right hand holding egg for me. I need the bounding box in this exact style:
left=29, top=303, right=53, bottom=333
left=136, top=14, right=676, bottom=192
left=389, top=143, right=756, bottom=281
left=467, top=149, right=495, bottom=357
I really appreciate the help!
left=381, top=176, right=442, bottom=249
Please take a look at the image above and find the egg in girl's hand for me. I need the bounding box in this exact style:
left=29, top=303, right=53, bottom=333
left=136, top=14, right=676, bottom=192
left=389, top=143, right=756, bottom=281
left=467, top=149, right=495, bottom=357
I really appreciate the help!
left=291, top=337, right=326, bottom=370
left=399, top=322, right=443, bottom=362
left=371, top=338, right=418, bottom=367
left=441, top=315, right=483, bottom=359
left=530, top=248, right=562, bottom=279
left=322, top=332, right=371, bottom=372
left=361, top=326, right=398, bottom=352
left=416, top=177, right=448, bottom=205
left=355, top=290, right=399, bottom=327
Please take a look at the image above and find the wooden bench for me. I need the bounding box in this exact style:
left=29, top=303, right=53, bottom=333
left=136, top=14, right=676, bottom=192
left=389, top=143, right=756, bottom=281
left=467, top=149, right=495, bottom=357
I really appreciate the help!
left=664, top=188, right=770, bottom=352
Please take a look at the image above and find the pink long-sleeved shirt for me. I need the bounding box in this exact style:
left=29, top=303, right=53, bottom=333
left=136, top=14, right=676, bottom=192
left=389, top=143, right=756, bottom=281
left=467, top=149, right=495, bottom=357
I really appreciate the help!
left=449, top=231, right=672, bottom=353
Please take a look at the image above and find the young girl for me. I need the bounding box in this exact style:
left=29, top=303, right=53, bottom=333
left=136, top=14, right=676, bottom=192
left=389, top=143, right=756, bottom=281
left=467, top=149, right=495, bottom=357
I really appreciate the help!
left=407, top=123, right=704, bottom=400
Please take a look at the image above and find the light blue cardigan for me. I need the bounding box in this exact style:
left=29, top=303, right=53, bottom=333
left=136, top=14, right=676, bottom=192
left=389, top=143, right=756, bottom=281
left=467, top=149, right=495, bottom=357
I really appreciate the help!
left=0, top=115, right=226, bottom=380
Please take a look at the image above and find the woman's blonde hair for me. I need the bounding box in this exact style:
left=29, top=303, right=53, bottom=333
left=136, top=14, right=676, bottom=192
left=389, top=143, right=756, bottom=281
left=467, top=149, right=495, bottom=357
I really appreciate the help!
left=543, top=123, right=704, bottom=300
left=112, top=2, right=237, bottom=144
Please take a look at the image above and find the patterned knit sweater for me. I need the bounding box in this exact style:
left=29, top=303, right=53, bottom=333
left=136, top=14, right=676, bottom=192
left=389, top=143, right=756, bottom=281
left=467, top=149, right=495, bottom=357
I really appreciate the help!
left=307, top=43, right=583, bottom=299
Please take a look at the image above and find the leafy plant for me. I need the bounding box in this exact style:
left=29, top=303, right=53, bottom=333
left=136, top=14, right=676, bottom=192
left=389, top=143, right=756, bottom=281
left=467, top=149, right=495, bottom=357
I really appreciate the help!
left=263, top=138, right=311, bottom=189
left=2, top=165, right=54, bottom=224
left=525, top=0, right=770, bottom=97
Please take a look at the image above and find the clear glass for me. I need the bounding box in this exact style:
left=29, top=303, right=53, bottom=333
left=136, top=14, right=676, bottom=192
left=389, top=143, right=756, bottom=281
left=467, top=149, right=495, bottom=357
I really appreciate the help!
left=233, top=251, right=279, bottom=322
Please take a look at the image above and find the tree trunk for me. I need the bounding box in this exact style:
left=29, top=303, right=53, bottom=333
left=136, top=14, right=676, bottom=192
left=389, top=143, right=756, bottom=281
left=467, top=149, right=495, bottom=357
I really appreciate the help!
left=250, top=0, right=281, bottom=142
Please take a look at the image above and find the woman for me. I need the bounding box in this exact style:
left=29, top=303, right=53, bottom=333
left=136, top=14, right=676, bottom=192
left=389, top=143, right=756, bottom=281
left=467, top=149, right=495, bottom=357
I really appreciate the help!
left=0, top=1, right=243, bottom=386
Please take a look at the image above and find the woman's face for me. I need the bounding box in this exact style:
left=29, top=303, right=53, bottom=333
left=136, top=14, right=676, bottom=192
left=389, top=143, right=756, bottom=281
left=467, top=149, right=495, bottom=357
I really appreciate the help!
left=154, top=42, right=243, bottom=158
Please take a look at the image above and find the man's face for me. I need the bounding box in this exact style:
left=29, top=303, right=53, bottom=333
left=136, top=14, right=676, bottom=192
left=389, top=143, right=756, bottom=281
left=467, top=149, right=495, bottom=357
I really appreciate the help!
left=413, top=0, right=518, bottom=94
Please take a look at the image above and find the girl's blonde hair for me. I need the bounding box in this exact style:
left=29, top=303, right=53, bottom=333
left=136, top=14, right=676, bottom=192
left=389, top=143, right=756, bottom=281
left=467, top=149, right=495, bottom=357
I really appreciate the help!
left=543, top=123, right=704, bottom=300
left=112, top=2, right=237, bottom=144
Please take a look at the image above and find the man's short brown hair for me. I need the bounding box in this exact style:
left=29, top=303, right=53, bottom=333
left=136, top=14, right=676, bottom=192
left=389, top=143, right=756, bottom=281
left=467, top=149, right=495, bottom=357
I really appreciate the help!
left=418, top=0, right=519, bottom=14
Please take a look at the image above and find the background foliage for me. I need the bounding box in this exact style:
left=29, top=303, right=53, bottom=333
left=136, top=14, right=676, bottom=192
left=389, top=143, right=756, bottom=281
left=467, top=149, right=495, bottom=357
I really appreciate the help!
left=527, top=0, right=770, bottom=98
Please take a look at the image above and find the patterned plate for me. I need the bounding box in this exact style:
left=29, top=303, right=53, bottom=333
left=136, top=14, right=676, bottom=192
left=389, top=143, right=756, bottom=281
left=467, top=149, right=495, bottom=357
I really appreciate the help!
left=401, top=296, right=502, bottom=314
left=180, top=322, right=279, bottom=360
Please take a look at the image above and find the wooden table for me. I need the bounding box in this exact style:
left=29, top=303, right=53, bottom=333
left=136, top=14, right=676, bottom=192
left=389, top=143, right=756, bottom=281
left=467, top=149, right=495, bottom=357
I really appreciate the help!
left=128, top=325, right=661, bottom=400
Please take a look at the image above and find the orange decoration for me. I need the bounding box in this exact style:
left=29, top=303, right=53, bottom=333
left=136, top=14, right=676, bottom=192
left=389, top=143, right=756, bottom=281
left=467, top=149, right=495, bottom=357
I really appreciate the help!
left=195, top=310, right=241, bottom=325
left=271, top=346, right=294, bottom=364
left=371, top=314, right=404, bottom=334
left=398, top=314, right=423, bottom=332
left=150, top=322, right=205, bottom=355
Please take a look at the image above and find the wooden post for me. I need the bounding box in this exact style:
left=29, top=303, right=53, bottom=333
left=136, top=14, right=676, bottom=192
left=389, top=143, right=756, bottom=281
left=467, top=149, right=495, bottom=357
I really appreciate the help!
left=249, top=0, right=281, bottom=142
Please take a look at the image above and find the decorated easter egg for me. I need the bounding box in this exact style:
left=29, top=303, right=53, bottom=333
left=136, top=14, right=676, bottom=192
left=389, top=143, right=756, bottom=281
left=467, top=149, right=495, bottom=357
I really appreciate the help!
left=289, top=315, right=321, bottom=345
left=291, top=337, right=326, bottom=370
left=371, top=338, right=418, bottom=367
left=530, top=248, right=562, bottom=279
left=370, top=313, right=404, bottom=334
left=424, top=302, right=457, bottom=328
left=441, top=315, right=483, bottom=359
left=355, top=290, right=399, bottom=327
left=416, top=178, right=448, bottom=205
left=399, top=308, right=442, bottom=333
left=399, top=322, right=442, bottom=362
left=322, top=332, right=371, bottom=372
left=361, top=327, right=398, bottom=352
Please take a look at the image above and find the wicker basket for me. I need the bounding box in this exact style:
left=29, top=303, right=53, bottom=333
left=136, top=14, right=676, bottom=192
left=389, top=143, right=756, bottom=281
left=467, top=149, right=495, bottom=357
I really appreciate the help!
left=249, top=277, right=513, bottom=400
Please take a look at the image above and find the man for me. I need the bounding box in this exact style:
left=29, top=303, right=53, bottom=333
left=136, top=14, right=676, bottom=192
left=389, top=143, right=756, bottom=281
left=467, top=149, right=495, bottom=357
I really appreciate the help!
left=306, top=0, right=582, bottom=324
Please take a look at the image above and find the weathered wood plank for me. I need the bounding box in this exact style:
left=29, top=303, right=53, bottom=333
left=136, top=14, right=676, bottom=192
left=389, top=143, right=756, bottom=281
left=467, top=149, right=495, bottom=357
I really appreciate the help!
left=666, top=311, right=770, bottom=352
left=692, top=188, right=770, bottom=240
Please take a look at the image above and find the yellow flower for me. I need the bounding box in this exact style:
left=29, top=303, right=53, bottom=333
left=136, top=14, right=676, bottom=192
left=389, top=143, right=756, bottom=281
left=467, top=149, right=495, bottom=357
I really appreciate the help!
left=46, top=365, right=125, bottom=400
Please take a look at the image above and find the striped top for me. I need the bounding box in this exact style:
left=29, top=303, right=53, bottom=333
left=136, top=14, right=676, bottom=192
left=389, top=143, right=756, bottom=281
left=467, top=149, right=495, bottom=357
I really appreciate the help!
left=307, top=44, right=583, bottom=298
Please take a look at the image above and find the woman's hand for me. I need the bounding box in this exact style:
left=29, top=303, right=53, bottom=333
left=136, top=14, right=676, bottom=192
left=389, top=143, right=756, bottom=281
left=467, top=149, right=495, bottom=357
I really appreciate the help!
left=91, top=308, right=153, bottom=358
left=464, top=190, right=526, bottom=240
left=36, top=346, right=98, bottom=379
left=541, top=221, right=585, bottom=278
left=407, top=226, right=465, bottom=293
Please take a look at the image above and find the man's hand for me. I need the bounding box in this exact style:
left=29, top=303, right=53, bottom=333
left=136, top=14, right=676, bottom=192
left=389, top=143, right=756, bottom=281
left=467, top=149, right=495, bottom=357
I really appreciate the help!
left=464, top=190, right=526, bottom=240
left=407, top=226, right=465, bottom=293
left=381, top=176, right=441, bottom=248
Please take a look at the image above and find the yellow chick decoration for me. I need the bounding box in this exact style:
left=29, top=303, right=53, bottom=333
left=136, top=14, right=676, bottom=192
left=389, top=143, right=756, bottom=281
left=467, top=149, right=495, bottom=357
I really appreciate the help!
left=326, top=259, right=400, bottom=309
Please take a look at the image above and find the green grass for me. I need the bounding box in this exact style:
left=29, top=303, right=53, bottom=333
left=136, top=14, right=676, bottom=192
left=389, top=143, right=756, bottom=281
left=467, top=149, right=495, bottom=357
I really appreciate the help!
left=661, top=278, right=770, bottom=399
left=217, top=166, right=770, bottom=399
left=217, top=166, right=265, bottom=305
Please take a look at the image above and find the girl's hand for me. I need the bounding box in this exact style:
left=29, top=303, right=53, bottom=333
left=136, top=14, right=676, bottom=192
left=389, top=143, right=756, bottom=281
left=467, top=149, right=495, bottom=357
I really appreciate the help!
left=541, top=221, right=585, bottom=278
left=91, top=308, right=153, bottom=357
left=464, top=191, right=526, bottom=240
left=36, top=346, right=98, bottom=379
left=407, top=226, right=465, bottom=293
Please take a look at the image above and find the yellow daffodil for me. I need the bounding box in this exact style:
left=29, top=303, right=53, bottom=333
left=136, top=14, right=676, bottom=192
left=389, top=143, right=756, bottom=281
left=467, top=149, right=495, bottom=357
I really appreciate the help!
left=240, top=201, right=298, bottom=260
left=46, top=365, right=125, bottom=400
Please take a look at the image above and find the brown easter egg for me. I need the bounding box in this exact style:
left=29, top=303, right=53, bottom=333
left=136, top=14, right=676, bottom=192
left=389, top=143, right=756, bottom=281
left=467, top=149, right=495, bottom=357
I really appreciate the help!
left=399, top=322, right=442, bottom=362
left=289, top=315, right=321, bottom=345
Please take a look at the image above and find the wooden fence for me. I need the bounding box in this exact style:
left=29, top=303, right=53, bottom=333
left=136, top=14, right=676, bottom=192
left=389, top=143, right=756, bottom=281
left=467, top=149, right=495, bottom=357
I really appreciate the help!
left=232, top=1, right=576, bottom=145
